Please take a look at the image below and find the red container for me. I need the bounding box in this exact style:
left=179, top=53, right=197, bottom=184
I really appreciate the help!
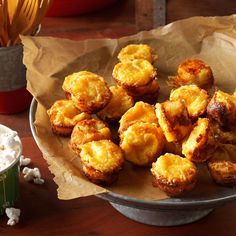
left=46, top=0, right=117, bottom=17
left=0, top=44, right=32, bottom=114
left=0, top=88, right=32, bottom=114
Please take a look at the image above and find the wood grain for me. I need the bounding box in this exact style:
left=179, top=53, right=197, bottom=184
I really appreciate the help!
left=135, top=0, right=154, bottom=30
left=1, top=0, right=236, bottom=235
left=135, top=0, right=166, bottom=31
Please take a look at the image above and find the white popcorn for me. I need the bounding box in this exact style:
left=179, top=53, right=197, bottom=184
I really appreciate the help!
left=32, top=167, right=41, bottom=179
left=0, top=129, right=21, bottom=172
left=19, top=155, right=31, bottom=166
left=0, top=149, right=17, bottom=171
left=0, top=131, right=21, bottom=150
left=33, top=178, right=45, bottom=185
left=22, top=167, right=35, bottom=181
left=22, top=167, right=44, bottom=185
left=5, top=208, right=21, bottom=226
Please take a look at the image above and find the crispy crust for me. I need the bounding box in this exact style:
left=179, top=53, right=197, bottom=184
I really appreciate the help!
left=51, top=125, right=74, bottom=137
left=120, top=122, right=164, bottom=166
left=97, top=86, right=134, bottom=122
left=207, top=144, right=236, bottom=186
left=113, top=59, right=156, bottom=89
left=80, top=140, right=124, bottom=185
left=82, top=165, right=120, bottom=186
left=119, top=101, right=158, bottom=133
left=207, top=90, right=236, bottom=128
left=71, top=92, right=111, bottom=114
left=69, top=118, right=112, bottom=155
left=170, top=85, right=209, bottom=120
left=182, top=118, right=216, bottom=162
left=62, top=71, right=112, bottom=114
left=152, top=176, right=197, bottom=197
left=172, top=59, right=214, bottom=91
left=208, top=160, right=236, bottom=186
left=151, top=153, right=198, bottom=197
left=47, top=99, right=90, bottom=136
left=119, top=80, right=153, bottom=97
left=211, top=121, right=236, bottom=144
left=125, top=79, right=160, bottom=104
left=155, top=100, right=192, bottom=142
left=118, top=44, right=155, bottom=63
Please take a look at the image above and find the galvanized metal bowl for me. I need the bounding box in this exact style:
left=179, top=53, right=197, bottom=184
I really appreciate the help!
left=0, top=25, right=41, bottom=114
left=0, top=125, right=22, bottom=215
left=29, top=98, right=236, bottom=226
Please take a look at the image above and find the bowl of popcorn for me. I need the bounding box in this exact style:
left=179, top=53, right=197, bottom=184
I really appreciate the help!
left=0, top=124, right=22, bottom=215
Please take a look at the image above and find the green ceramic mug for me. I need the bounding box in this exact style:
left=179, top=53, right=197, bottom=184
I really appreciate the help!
left=0, top=125, right=22, bottom=215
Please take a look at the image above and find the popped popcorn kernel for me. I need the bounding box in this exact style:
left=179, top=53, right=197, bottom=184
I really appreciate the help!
left=5, top=208, right=21, bottom=226
left=33, top=178, right=45, bottom=185
left=22, top=167, right=44, bottom=185
left=20, top=155, right=31, bottom=167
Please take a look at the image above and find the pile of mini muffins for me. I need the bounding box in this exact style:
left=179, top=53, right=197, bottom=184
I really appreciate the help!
left=47, top=44, right=236, bottom=197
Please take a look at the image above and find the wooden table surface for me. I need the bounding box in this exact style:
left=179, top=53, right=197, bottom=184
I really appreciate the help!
left=1, top=0, right=236, bottom=235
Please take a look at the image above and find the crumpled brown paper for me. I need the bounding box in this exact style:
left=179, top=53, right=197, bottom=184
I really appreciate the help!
left=22, top=15, right=236, bottom=200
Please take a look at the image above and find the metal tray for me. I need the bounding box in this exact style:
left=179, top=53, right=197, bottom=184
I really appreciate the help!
left=29, top=98, right=236, bottom=226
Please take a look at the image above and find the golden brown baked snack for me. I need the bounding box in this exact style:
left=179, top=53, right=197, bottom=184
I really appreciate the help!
left=155, top=100, right=192, bottom=142
left=120, top=122, right=164, bottom=166
left=163, top=140, right=182, bottom=156
left=118, top=44, right=155, bottom=63
left=47, top=99, right=90, bottom=136
left=211, top=121, right=236, bottom=144
left=207, top=89, right=236, bottom=128
left=182, top=118, right=216, bottom=162
left=113, top=59, right=156, bottom=91
left=207, top=144, right=236, bottom=186
left=80, top=140, right=124, bottom=185
left=170, top=85, right=209, bottom=120
left=62, top=71, right=112, bottom=113
left=129, top=79, right=160, bottom=104
left=151, top=153, right=198, bottom=197
left=119, top=101, right=158, bottom=133
left=69, top=118, right=112, bottom=155
left=97, top=86, right=134, bottom=122
left=171, top=59, right=214, bottom=91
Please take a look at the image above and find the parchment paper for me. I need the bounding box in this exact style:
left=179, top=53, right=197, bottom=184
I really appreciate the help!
left=22, top=15, right=236, bottom=200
